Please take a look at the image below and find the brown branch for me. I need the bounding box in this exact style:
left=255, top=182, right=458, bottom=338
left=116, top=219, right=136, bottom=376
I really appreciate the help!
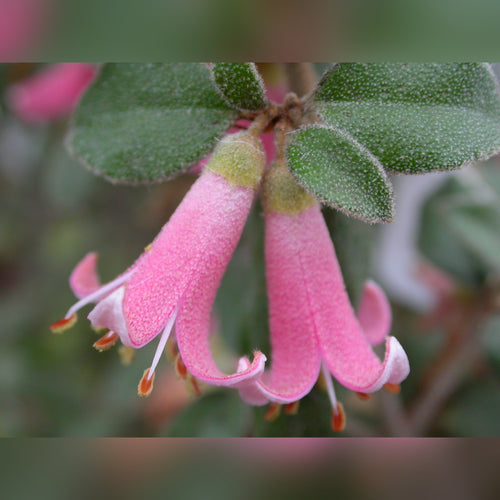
left=283, top=63, right=317, bottom=98
left=405, top=288, right=492, bottom=435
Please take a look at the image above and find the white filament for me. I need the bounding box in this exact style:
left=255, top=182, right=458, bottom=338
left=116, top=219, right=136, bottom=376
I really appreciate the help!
left=147, top=311, right=177, bottom=381
left=321, top=362, right=338, bottom=412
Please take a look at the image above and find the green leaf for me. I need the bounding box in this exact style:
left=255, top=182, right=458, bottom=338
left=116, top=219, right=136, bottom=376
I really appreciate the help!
left=313, top=63, right=500, bottom=174
left=211, top=63, right=268, bottom=111
left=286, top=125, right=394, bottom=223
left=68, top=63, right=238, bottom=183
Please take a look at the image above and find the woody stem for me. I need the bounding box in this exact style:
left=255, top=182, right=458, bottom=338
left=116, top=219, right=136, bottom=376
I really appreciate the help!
left=284, top=63, right=318, bottom=98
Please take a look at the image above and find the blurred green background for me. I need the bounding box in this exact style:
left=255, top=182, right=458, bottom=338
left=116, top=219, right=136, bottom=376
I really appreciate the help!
left=7, top=0, right=500, bottom=61
left=1, top=63, right=500, bottom=437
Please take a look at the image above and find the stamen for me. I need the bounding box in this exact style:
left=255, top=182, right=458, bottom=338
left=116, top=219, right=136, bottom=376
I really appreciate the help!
left=118, top=346, right=136, bottom=366
left=321, top=363, right=346, bottom=432
left=264, top=403, right=282, bottom=422
left=356, top=392, right=371, bottom=401
left=165, top=338, right=178, bottom=362
left=321, top=362, right=339, bottom=412
left=383, top=383, right=401, bottom=394
left=50, top=313, right=77, bottom=333
left=138, top=368, right=154, bottom=396
left=331, top=402, right=346, bottom=432
left=145, top=311, right=177, bottom=382
left=186, top=375, right=201, bottom=397
left=175, top=354, right=188, bottom=379
left=65, top=269, right=135, bottom=319
left=93, top=331, right=119, bottom=351
left=284, top=401, right=300, bottom=415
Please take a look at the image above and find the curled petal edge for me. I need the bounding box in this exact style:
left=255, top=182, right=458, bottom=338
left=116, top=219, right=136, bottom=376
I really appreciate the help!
left=237, top=356, right=321, bottom=406
left=185, top=350, right=267, bottom=388
left=69, top=252, right=101, bottom=299
left=357, top=280, right=392, bottom=346
left=237, top=357, right=271, bottom=406
left=87, top=287, right=131, bottom=346
left=351, top=336, right=410, bottom=394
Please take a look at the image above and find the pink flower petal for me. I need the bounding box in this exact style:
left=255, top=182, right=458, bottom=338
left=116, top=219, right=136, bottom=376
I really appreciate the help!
left=88, top=287, right=129, bottom=343
left=293, top=204, right=409, bottom=393
left=172, top=175, right=267, bottom=386
left=69, top=252, right=101, bottom=299
left=361, top=336, right=410, bottom=392
left=8, top=63, right=96, bottom=122
left=124, top=170, right=257, bottom=348
left=240, top=209, right=323, bottom=404
left=176, top=271, right=266, bottom=386
left=357, top=280, right=392, bottom=346
left=237, top=357, right=270, bottom=405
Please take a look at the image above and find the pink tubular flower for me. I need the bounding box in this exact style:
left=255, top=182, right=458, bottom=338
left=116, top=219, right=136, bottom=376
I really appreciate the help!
left=238, top=163, right=410, bottom=429
left=51, top=131, right=267, bottom=395
left=8, top=63, right=97, bottom=123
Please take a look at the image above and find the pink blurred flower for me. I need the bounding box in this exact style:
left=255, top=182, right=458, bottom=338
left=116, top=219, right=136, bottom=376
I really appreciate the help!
left=0, top=0, right=49, bottom=60
left=8, top=63, right=97, bottom=122
left=238, top=165, right=410, bottom=430
left=51, top=131, right=267, bottom=395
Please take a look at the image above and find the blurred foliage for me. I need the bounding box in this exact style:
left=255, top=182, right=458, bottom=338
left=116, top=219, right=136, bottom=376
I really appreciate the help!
left=1, top=439, right=500, bottom=500
left=1, top=63, right=499, bottom=437
left=8, top=0, right=500, bottom=61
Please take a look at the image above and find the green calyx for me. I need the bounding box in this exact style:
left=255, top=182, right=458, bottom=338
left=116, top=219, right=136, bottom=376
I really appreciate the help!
left=262, top=160, right=316, bottom=215
left=207, top=131, right=266, bottom=189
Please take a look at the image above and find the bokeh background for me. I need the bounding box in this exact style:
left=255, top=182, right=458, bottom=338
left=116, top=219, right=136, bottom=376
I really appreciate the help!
left=2, top=0, right=500, bottom=61
left=1, top=438, right=499, bottom=500
left=1, top=62, right=500, bottom=437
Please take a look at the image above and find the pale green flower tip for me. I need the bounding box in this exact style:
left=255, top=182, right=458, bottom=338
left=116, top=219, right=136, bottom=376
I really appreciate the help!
left=207, top=131, right=266, bottom=189
left=262, top=161, right=316, bottom=215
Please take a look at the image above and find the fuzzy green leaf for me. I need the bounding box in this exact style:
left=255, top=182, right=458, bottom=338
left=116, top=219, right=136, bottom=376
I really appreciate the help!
left=313, top=63, right=500, bottom=174
left=68, top=63, right=238, bottom=183
left=286, top=125, right=394, bottom=223
left=211, top=63, right=268, bottom=111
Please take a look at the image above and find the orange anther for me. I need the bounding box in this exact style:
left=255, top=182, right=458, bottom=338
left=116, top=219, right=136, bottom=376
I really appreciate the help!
left=187, top=376, right=201, bottom=397
left=284, top=401, right=300, bottom=415
left=383, top=383, right=401, bottom=394
left=264, top=403, right=282, bottom=422
left=93, top=331, right=119, bottom=352
left=118, top=346, right=136, bottom=366
left=175, top=354, right=188, bottom=379
left=138, top=368, right=154, bottom=397
left=356, top=392, right=371, bottom=401
left=165, top=338, right=178, bottom=362
left=331, top=402, right=346, bottom=432
left=50, top=313, right=77, bottom=334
